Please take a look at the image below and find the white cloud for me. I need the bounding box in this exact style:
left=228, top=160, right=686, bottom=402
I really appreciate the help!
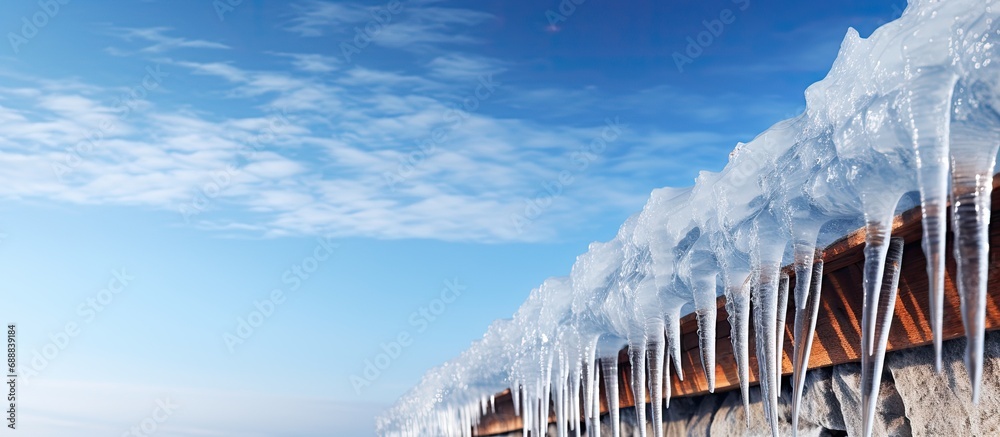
left=271, top=52, right=341, bottom=73
left=283, top=0, right=493, bottom=51
left=0, top=19, right=731, bottom=243
left=426, top=53, right=505, bottom=80
left=285, top=1, right=372, bottom=37
left=107, top=27, right=230, bottom=54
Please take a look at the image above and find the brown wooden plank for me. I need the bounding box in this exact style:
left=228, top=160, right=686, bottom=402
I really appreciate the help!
left=473, top=174, right=1000, bottom=436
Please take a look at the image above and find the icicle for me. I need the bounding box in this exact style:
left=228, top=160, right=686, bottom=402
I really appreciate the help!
left=556, top=356, right=567, bottom=437
left=665, top=306, right=684, bottom=381
left=753, top=261, right=781, bottom=437
left=745, top=206, right=789, bottom=437
left=905, top=66, right=958, bottom=374
left=791, top=259, right=824, bottom=437
left=512, top=381, right=521, bottom=417
left=565, top=369, right=572, bottom=435
left=664, top=339, right=672, bottom=407
left=860, top=200, right=901, bottom=357
left=521, top=387, right=531, bottom=437
left=628, top=344, right=648, bottom=437
left=775, top=273, right=790, bottom=395
left=647, top=329, right=666, bottom=437
left=949, top=80, right=1000, bottom=402
left=582, top=359, right=594, bottom=430
left=725, top=277, right=752, bottom=427
left=530, top=380, right=539, bottom=437
left=582, top=337, right=599, bottom=434
left=951, top=158, right=995, bottom=404
left=587, top=355, right=601, bottom=437
left=860, top=237, right=905, bottom=437
left=563, top=359, right=570, bottom=435
left=649, top=338, right=669, bottom=437
left=601, top=357, right=621, bottom=437
left=572, top=363, right=582, bottom=437
left=542, top=358, right=553, bottom=437
left=690, top=265, right=719, bottom=392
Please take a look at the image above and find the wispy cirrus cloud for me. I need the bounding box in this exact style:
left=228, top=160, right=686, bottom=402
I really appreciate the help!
left=270, top=52, right=342, bottom=73
left=105, top=26, right=230, bottom=54
left=284, top=0, right=493, bottom=50
left=0, top=9, right=742, bottom=243
left=0, top=54, right=721, bottom=242
left=285, top=1, right=373, bottom=37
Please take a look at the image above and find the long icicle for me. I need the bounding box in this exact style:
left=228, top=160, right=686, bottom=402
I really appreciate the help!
left=582, top=337, right=599, bottom=437
left=692, top=270, right=719, bottom=392
left=591, top=354, right=601, bottom=437
left=861, top=206, right=898, bottom=357
left=555, top=363, right=567, bottom=437
left=629, top=344, right=648, bottom=437
left=907, top=71, right=957, bottom=373
left=647, top=330, right=665, bottom=437
left=665, top=306, right=685, bottom=381
left=775, top=273, right=790, bottom=395
left=860, top=237, right=905, bottom=437
left=512, top=380, right=521, bottom=417
left=694, top=286, right=718, bottom=393
left=525, top=387, right=533, bottom=437
left=664, top=332, right=672, bottom=407
left=951, top=165, right=994, bottom=403
left=542, top=356, right=553, bottom=437
left=559, top=350, right=570, bottom=437
left=601, top=357, right=620, bottom=437
left=791, top=259, right=824, bottom=437
left=949, top=92, right=1000, bottom=403
left=572, top=363, right=582, bottom=437
left=753, top=262, right=781, bottom=437
left=725, top=279, right=752, bottom=427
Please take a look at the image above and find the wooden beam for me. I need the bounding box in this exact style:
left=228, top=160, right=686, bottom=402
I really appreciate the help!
left=473, top=174, right=1000, bottom=436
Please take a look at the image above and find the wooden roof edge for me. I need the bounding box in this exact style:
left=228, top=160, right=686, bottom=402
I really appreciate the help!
left=471, top=174, right=1000, bottom=436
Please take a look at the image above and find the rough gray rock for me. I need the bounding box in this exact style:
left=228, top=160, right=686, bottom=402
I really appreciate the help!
left=502, top=333, right=1000, bottom=437
left=831, top=362, right=911, bottom=436
left=797, top=367, right=846, bottom=432
left=887, top=330, right=1000, bottom=437
left=661, top=396, right=702, bottom=437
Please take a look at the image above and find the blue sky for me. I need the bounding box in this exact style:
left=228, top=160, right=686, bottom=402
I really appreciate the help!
left=0, top=0, right=905, bottom=435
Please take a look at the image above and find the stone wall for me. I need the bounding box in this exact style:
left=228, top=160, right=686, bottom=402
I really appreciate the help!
left=497, top=331, right=1000, bottom=436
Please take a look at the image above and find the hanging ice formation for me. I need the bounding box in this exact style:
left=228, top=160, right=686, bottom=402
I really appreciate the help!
left=377, top=1, right=1000, bottom=436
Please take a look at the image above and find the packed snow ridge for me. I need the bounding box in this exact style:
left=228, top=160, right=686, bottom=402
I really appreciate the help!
left=378, top=1, right=1000, bottom=436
